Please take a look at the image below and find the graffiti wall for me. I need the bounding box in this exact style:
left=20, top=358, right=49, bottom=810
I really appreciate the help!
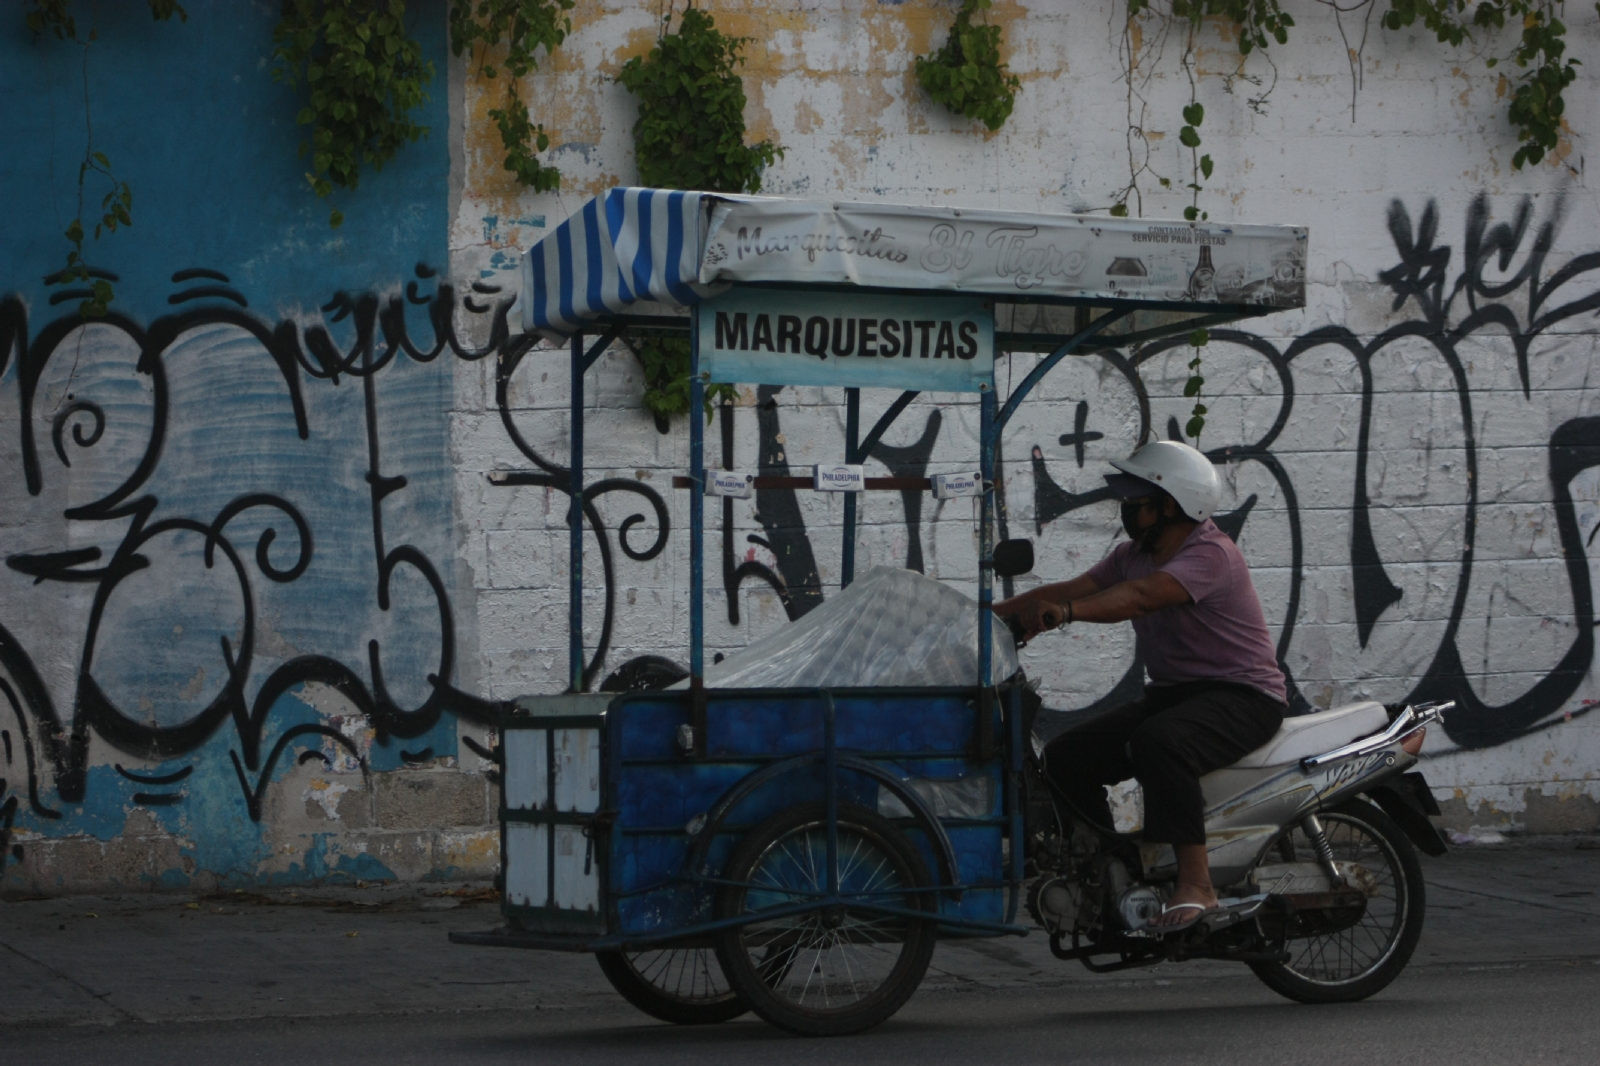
left=449, top=1, right=1600, bottom=839
left=453, top=189, right=1600, bottom=840
left=4, top=1, right=1600, bottom=895
left=0, top=3, right=506, bottom=893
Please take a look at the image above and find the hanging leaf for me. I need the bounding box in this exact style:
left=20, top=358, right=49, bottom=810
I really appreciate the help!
left=914, top=0, right=1022, bottom=131
left=616, top=6, right=781, bottom=420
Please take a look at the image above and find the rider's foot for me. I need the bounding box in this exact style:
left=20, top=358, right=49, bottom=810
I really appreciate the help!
left=1149, top=879, right=1219, bottom=929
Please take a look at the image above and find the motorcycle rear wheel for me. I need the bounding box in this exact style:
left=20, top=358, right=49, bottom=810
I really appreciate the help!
left=1248, top=800, right=1425, bottom=1004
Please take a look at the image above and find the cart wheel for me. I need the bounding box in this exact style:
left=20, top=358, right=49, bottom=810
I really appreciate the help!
left=714, top=801, right=937, bottom=1037
left=595, top=947, right=748, bottom=1024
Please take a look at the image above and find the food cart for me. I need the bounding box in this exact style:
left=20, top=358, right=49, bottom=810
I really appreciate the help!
left=451, top=188, right=1307, bottom=1035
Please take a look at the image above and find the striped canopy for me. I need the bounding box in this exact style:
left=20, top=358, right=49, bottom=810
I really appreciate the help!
left=520, top=187, right=726, bottom=338
left=520, top=187, right=1309, bottom=340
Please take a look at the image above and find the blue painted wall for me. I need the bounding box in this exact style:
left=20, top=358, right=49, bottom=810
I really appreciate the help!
left=1, top=2, right=492, bottom=890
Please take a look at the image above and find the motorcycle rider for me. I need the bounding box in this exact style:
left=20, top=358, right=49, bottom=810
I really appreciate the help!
left=995, top=441, right=1287, bottom=931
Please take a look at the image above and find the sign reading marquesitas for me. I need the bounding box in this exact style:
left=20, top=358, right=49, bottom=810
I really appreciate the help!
left=696, top=289, right=993, bottom=393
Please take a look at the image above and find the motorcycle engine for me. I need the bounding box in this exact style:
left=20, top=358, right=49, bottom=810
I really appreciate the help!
left=1101, top=857, right=1164, bottom=931
left=1027, top=875, right=1084, bottom=934
left=1116, top=886, right=1164, bottom=931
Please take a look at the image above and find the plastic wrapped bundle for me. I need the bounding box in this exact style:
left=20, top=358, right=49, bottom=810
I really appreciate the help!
left=691, top=566, right=1019, bottom=689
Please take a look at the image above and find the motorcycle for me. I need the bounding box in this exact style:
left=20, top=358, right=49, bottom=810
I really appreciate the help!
left=1015, top=675, right=1451, bottom=1003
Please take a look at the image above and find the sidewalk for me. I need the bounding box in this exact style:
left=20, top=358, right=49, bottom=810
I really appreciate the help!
left=3, top=836, right=1598, bottom=1028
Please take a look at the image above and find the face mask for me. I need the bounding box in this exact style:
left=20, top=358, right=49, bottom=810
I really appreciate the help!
left=1123, top=498, right=1172, bottom=552
left=1120, top=500, right=1146, bottom=541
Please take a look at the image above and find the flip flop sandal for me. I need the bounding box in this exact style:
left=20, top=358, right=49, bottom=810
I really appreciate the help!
left=1150, top=901, right=1216, bottom=935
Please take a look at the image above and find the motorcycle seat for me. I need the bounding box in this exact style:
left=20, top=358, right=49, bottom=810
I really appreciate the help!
left=1228, top=700, right=1389, bottom=768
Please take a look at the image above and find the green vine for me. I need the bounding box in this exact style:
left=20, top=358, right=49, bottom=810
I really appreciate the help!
left=1184, top=327, right=1210, bottom=441
left=1116, top=1, right=1586, bottom=444
left=25, top=1, right=187, bottom=317
left=1116, top=2, right=1583, bottom=219
left=617, top=5, right=782, bottom=194
left=449, top=0, right=573, bottom=193
left=271, top=0, right=434, bottom=228
left=1383, top=1, right=1581, bottom=168
left=914, top=0, right=1022, bottom=131
left=617, top=4, right=779, bottom=419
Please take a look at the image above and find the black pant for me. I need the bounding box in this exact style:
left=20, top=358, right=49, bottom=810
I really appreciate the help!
left=1042, top=681, right=1285, bottom=846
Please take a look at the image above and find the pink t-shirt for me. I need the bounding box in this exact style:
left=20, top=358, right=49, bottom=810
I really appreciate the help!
left=1085, top=519, right=1287, bottom=704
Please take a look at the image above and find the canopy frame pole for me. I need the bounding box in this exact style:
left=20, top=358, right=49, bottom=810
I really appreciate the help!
left=994, top=309, right=1135, bottom=435
left=841, top=386, right=860, bottom=589
left=977, top=381, right=997, bottom=758
left=568, top=330, right=585, bottom=693
left=978, top=384, right=995, bottom=683
left=689, top=312, right=707, bottom=755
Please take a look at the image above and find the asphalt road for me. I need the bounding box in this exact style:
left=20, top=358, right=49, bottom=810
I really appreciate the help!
left=4, top=836, right=1599, bottom=1064
left=5, top=957, right=1599, bottom=1066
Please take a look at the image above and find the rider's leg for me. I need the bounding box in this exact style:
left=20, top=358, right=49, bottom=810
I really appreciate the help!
left=1039, top=697, right=1153, bottom=836
left=1128, top=683, right=1285, bottom=924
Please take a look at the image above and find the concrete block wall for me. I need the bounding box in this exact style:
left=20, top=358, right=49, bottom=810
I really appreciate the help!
left=5, top=2, right=1600, bottom=896
left=450, top=1, right=1600, bottom=838
left=0, top=3, right=502, bottom=895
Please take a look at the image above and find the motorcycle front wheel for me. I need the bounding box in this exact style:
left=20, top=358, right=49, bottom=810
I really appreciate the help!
left=1248, top=800, right=1426, bottom=1004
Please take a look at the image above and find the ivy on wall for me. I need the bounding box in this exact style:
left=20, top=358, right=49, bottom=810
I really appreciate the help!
left=1114, top=1, right=1589, bottom=435
left=617, top=4, right=781, bottom=419
left=271, top=0, right=434, bottom=228
left=25, top=0, right=188, bottom=316
left=449, top=0, right=574, bottom=193
left=914, top=0, right=1022, bottom=131
left=1116, top=1, right=1587, bottom=219
left=617, top=5, right=781, bottom=194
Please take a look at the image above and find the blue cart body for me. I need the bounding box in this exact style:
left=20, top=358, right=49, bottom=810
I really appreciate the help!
left=493, top=686, right=1023, bottom=948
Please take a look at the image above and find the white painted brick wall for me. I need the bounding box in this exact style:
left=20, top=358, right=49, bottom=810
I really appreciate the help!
left=449, top=2, right=1600, bottom=832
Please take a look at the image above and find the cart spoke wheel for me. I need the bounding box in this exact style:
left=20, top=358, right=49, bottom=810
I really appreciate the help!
left=595, top=946, right=748, bottom=1024
left=1248, top=801, right=1426, bottom=1004
left=715, top=802, right=937, bottom=1037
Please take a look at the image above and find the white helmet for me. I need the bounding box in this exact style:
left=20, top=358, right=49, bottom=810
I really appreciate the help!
left=1106, top=441, right=1221, bottom=522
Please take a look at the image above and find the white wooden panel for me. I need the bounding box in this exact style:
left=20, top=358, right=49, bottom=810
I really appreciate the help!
left=504, top=822, right=548, bottom=907
left=502, top=728, right=546, bottom=811
left=553, top=825, right=599, bottom=912
left=552, top=727, right=601, bottom=813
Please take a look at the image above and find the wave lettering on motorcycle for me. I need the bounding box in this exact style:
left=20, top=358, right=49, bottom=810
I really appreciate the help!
left=1315, top=753, right=1381, bottom=801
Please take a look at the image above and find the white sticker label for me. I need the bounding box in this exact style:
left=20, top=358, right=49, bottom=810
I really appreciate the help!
left=706, top=470, right=755, bottom=499
left=931, top=472, right=983, bottom=500
left=813, top=464, right=865, bottom=492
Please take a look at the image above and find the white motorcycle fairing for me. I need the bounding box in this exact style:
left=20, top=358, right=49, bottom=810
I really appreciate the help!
left=1139, top=701, right=1435, bottom=886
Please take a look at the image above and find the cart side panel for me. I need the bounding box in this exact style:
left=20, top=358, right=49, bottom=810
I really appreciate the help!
left=606, top=689, right=1010, bottom=938
left=500, top=696, right=610, bottom=936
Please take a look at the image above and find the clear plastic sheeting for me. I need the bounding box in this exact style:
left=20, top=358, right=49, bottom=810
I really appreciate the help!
left=878, top=775, right=995, bottom=820
left=689, top=566, right=1018, bottom=689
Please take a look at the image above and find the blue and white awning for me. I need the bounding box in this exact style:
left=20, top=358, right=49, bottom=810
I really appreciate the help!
left=520, top=187, right=724, bottom=338
left=521, top=188, right=1309, bottom=340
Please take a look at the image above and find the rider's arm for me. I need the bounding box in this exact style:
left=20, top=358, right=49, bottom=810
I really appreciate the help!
left=994, top=576, right=1100, bottom=636
left=1066, top=572, right=1192, bottom=624
left=995, top=574, right=1101, bottom=615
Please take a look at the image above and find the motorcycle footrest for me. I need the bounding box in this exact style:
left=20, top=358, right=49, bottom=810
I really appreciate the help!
left=1199, top=893, right=1270, bottom=931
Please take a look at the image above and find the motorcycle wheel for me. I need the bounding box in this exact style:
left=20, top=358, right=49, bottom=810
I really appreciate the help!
left=713, top=802, right=937, bottom=1037
left=595, top=947, right=748, bottom=1024
left=1248, top=799, right=1426, bottom=1004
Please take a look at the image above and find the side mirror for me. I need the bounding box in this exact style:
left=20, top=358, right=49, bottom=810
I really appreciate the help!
left=992, top=538, right=1034, bottom=579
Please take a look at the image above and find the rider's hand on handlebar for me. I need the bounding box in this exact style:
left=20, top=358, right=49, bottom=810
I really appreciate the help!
left=1009, top=598, right=1065, bottom=640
